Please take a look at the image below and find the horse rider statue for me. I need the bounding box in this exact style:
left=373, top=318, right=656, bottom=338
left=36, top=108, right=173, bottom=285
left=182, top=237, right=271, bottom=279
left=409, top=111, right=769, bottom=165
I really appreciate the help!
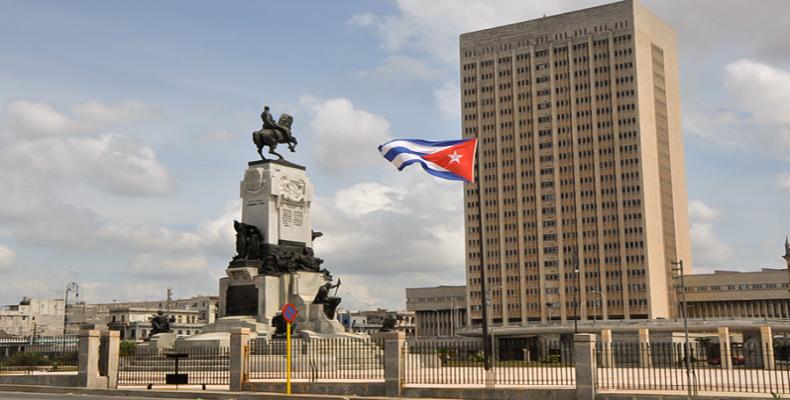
left=252, top=105, right=298, bottom=160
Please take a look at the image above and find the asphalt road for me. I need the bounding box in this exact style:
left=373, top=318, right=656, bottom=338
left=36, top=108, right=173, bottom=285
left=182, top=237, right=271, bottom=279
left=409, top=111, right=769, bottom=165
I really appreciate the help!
left=0, top=393, right=208, bottom=400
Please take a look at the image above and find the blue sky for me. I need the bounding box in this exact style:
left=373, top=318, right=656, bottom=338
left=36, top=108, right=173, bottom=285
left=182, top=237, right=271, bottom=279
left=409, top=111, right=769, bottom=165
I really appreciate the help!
left=1, top=0, right=789, bottom=310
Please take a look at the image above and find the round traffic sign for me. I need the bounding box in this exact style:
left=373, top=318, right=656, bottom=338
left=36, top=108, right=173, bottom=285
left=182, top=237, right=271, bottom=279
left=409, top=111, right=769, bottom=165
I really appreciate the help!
left=281, top=303, right=299, bottom=323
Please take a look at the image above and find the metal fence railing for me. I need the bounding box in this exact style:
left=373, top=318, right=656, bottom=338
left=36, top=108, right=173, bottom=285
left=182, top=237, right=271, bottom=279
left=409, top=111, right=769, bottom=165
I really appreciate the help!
left=118, top=346, right=230, bottom=386
left=0, top=336, right=78, bottom=374
left=403, top=340, right=575, bottom=387
left=247, top=337, right=385, bottom=382
left=596, top=342, right=790, bottom=394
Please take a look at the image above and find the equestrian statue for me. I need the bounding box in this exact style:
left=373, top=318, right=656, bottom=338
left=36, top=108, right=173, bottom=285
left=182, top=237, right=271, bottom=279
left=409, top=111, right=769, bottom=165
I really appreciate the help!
left=252, top=105, right=297, bottom=160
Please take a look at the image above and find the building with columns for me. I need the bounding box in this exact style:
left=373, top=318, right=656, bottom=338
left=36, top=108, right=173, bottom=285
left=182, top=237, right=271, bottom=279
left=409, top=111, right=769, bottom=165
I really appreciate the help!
left=461, top=0, right=691, bottom=328
left=405, top=285, right=467, bottom=337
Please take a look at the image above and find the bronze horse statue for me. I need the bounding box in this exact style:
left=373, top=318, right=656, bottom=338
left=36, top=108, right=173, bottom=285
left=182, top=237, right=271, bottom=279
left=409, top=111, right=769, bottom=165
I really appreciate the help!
left=252, top=114, right=297, bottom=160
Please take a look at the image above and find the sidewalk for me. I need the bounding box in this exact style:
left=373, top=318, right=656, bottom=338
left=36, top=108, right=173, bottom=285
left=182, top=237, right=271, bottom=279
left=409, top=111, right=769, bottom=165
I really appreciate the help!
left=0, top=384, right=459, bottom=400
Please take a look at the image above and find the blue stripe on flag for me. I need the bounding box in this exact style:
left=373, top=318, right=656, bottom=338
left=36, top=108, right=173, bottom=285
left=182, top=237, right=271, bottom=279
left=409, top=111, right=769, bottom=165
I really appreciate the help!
left=381, top=146, right=428, bottom=162
left=378, top=138, right=470, bottom=149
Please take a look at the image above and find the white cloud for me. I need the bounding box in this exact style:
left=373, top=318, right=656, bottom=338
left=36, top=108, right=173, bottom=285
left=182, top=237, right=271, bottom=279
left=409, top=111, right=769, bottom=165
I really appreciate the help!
left=690, top=223, right=733, bottom=268
left=131, top=253, right=210, bottom=278
left=333, top=182, right=404, bottom=216
left=434, top=81, right=461, bottom=120
left=302, top=97, right=392, bottom=172
left=311, top=173, right=465, bottom=309
left=1, top=133, right=173, bottom=196
left=71, top=100, right=163, bottom=126
left=688, top=200, right=732, bottom=268
left=0, top=245, right=16, bottom=273
left=691, top=60, right=790, bottom=160
left=688, top=200, right=720, bottom=222
left=777, top=172, right=790, bottom=191
left=350, top=0, right=573, bottom=64
left=0, top=100, right=173, bottom=196
left=357, top=56, right=442, bottom=81
left=4, top=100, right=83, bottom=137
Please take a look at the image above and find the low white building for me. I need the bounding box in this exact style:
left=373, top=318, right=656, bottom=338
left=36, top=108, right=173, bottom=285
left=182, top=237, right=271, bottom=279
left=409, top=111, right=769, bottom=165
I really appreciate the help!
left=107, top=307, right=205, bottom=341
left=0, top=298, right=65, bottom=337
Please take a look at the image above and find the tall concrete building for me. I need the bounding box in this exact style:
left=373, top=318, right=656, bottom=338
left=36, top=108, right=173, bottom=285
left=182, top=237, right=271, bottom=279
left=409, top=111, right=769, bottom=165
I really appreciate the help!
left=460, top=0, right=691, bottom=327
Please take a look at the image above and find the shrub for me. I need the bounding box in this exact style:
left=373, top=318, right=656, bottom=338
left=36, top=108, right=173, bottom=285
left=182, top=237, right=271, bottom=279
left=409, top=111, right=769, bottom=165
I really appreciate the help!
left=120, top=340, right=137, bottom=357
left=2, top=352, right=52, bottom=367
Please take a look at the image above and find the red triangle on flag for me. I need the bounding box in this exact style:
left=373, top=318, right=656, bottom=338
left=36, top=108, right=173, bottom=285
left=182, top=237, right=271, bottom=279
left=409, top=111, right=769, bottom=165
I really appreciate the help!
left=422, top=138, right=477, bottom=182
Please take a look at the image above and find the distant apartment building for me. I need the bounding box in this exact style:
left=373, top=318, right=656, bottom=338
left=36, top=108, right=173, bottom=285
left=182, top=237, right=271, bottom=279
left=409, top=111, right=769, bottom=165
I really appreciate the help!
left=107, top=307, right=205, bottom=340
left=460, top=0, right=691, bottom=327
left=0, top=298, right=65, bottom=337
left=65, top=295, right=218, bottom=335
left=405, top=285, right=467, bottom=337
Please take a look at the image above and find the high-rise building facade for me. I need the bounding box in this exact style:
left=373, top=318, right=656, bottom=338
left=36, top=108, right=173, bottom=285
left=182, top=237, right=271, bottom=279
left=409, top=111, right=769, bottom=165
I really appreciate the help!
left=461, top=0, right=691, bottom=326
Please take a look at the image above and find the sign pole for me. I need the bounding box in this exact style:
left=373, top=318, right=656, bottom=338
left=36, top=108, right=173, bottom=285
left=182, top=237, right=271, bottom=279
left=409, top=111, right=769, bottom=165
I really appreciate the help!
left=286, top=320, right=292, bottom=395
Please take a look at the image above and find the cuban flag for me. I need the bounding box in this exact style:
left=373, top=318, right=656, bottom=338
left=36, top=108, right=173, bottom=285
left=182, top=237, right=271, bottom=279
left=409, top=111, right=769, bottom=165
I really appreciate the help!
left=378, top=138, right=478, bottom=182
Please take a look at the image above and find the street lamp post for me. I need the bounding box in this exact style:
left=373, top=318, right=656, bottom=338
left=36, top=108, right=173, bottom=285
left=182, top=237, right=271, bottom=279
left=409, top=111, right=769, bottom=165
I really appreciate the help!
left=589, top=290, right=607, bottom=322
left=63, top=282, right=79, bottom=337
left=672, top=260, right=695, bottom=397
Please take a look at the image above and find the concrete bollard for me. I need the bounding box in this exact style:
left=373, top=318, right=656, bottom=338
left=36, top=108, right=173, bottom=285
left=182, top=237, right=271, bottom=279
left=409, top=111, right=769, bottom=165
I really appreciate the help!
left=638, top=328, right=651, bottom=368
left=77, top=329, right=105, bottom=389
left=718, top=327, right=732, bottom=370
left=574, top=333, right=596, bottom=400
left=102, top=330, right=121, bottom=388
left=381, top=331, right=406, bottom=397
left=761, top=326, right=774, bottom=370
left=230, top=328, right=250, bottom=391
left=600, top=329, right=614, bottom=368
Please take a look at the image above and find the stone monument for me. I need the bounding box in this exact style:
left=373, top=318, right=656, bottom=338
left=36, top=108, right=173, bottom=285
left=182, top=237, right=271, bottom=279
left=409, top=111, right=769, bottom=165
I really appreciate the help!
left=181, top=106, right=345, bottom=347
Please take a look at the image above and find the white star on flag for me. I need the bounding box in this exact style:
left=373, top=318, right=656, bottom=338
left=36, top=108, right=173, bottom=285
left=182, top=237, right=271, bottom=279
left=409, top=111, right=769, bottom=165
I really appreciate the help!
left=448, top=151, right=463, bottom=164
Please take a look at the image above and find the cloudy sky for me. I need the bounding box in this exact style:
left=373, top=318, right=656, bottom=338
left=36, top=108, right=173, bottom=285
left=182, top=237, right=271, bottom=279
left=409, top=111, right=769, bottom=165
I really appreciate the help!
left=1, top=0, right=789, bottom=310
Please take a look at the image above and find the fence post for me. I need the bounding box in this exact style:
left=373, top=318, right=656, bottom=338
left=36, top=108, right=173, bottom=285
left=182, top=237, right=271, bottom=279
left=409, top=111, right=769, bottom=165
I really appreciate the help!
left=574, top=333, right=596, bottom=400
left=383, top=331, right=405, bottom=397
left=601, top=329, right=614, bottom=368
left=761, top=326, right=774, bottom=370
left=77, top=329, right=102, bottom=388
left=103, top=330, right=120, bottom=388
left=230, top=328, right=250, bottom=391
left=718, top=327, right=732, bottom=370
left=638, top=328, right=651, bottom=368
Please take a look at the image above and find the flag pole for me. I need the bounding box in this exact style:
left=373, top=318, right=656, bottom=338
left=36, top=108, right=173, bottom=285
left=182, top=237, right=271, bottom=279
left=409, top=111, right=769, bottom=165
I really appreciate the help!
left=472, top=138, right=492, bottom=370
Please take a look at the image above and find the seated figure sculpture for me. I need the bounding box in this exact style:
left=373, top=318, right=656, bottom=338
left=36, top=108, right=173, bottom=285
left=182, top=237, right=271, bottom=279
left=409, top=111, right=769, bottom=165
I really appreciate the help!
left=312, top=281, right=342, bottom=319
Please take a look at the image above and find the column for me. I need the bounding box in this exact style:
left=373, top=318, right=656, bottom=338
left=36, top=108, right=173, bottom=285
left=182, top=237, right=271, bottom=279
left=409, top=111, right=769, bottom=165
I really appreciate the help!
left=77, top=329, right=104, bottom=388
left=718, top=327, right=732, bottom=370
left=600, top=329, right=614, bottom=368
left=638, top=328, right=651, bottom=368
left=761, top=326, right=775, bottom=370
left=103, top=331, right=120, bottom=389
left=574, top=333, right=597, bottom=400
left=230, top=328, right=250, bottom=391
left=383, top=331, right=406, bottom=397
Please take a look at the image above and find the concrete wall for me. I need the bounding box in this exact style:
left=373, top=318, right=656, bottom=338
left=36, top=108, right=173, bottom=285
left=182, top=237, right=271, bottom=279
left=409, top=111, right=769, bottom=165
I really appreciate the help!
left=0, top=374, right=78, bottom=387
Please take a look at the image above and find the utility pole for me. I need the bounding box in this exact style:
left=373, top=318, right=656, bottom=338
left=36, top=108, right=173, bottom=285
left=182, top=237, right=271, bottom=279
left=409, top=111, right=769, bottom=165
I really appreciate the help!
left=473, top=137, right=491, bottom=370
left=573, top=248, right=580, bottom=334
left=672, top=260, right=695, bottom=397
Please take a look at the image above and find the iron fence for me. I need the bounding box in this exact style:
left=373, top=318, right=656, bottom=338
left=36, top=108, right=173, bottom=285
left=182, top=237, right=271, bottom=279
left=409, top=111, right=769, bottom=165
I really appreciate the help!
left=597, top=341, right=790, bottom=394
left=247, top=337, right=385, bottom=382
left=0, top=336, right=78, bottom=374
left=118, top=346, right=230, bottom=386
left=403, top=339, right=575, bottom=386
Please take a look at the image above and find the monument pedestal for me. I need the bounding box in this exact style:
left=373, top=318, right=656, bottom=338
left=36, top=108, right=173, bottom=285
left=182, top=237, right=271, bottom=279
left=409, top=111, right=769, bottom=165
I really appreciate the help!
left=179, top=157, right=347, bottom=347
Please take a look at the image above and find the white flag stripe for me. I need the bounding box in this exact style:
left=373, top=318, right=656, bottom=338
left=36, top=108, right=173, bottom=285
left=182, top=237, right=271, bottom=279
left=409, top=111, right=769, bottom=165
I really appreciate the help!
left=379, top=140, right=454, bottom=156
left=390, top=152, right=451, bottom=172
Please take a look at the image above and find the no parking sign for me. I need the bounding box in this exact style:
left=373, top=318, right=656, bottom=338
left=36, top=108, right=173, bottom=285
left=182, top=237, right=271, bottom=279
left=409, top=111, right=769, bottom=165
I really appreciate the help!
left=281, top=303, right=298, bottom=323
